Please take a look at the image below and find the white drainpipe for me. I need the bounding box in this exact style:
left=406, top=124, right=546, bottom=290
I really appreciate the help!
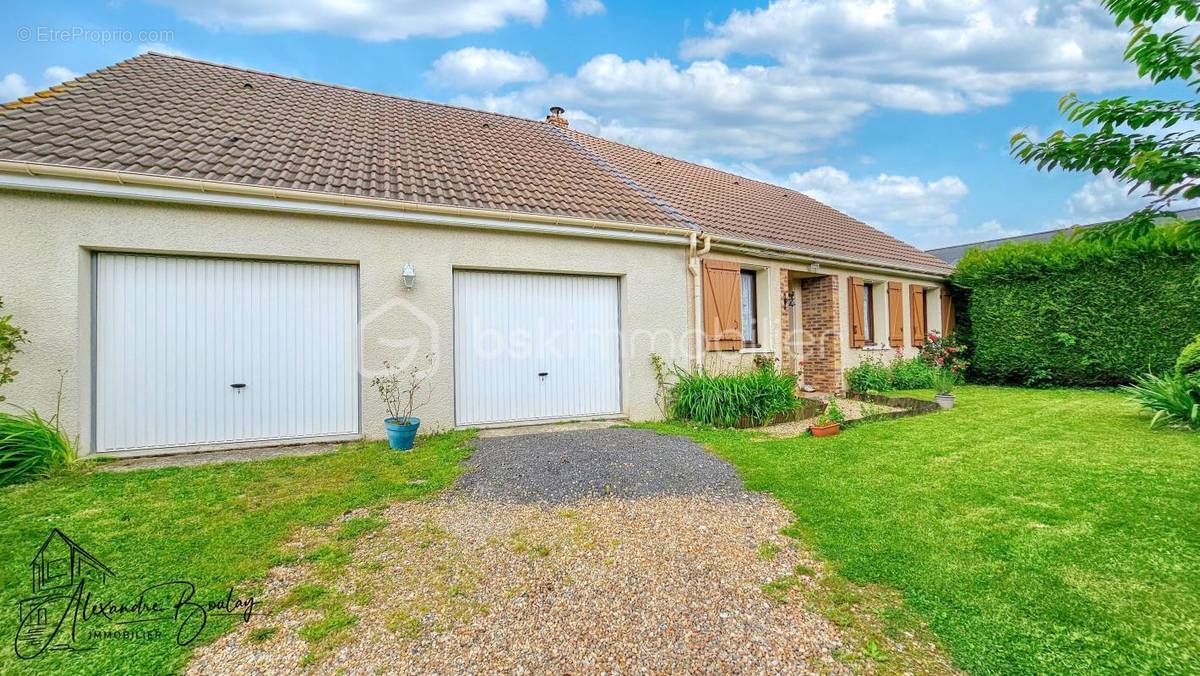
left=687, top=232, right=712, bottom=369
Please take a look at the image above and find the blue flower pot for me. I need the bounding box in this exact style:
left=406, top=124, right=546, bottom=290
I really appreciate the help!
left=385, top=417, right=420, bottom=450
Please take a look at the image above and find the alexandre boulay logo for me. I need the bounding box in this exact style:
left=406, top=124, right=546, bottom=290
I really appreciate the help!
left=14, top=529, right=258, bottom=659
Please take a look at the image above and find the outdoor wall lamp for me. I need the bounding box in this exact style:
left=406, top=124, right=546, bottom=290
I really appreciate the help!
left=782, top=289, right=796, bottom=309
left=402, top=263, right=416, bottom=289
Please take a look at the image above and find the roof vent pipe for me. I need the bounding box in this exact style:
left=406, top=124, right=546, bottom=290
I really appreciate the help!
left=546, top=106, right=569, bottom=128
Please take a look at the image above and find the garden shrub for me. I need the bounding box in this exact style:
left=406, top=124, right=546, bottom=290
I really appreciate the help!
left=1177, top=334, right=1200, bottom=379
left=952, top=231, right=1200, bottom=386
left=670, top=364, right=798, bottom=427
left=892, top=358, right=937, bottom=390
left=845, top=354, right=938, bottom=393
left=0, top=296, right=28, bottom=403
left=845, top=357, right=892, bottom=394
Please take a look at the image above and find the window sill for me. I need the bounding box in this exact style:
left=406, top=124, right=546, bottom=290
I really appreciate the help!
left=739, top=346, right=772, bottom=354
left=859, top=343, right=891, bottom=351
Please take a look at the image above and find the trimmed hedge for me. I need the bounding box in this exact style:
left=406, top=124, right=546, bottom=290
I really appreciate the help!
left=952, top=233, right=1200, bottom=387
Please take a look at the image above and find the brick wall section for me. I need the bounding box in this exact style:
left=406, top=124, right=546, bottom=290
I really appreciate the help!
left=799, top=275, right=842, bottom=392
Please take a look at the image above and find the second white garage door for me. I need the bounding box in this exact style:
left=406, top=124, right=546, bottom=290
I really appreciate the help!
left=453, top=270, right=621, bottom=426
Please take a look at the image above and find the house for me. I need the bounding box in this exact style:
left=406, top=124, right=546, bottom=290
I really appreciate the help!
left=0, top=53, right=953, bottom=457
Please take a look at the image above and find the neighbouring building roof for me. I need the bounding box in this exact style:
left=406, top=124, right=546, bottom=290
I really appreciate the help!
left=926, top=226, right=1088, bottom=265
left=0, top=53, right=952, bottom=274
left=928, top=207, right=1200, bottom=265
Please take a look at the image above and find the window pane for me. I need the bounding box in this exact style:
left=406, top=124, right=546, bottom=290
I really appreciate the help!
left=863, top=283, right=874, bottom=343
left=741, top=270, right=757, bottom=345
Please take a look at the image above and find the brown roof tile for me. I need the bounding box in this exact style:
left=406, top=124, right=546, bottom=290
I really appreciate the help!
left=0, top=53, right=951, bottom=274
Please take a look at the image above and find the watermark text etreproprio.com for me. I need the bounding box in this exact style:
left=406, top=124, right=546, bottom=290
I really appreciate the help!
left=16, top=26, right=175, bottom=44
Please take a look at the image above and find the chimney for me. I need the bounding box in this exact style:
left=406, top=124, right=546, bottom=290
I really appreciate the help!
left=545, top=106, right=568, bottom=128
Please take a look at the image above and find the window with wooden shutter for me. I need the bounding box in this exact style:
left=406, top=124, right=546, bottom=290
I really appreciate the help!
left=940, top=289, right=956, bottom=335
left=887, top=282, right=903, bottom=347
left=740, top=269, right=759, bottom=347
left=702, top=259, right=743, bottom=351
left=848, top=276, right=865, bottom=348
left=909, top=285, right=926, bottom=346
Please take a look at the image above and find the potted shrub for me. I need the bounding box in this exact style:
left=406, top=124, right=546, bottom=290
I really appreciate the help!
left=371, top=354, right=433, bottom=451
left=931, top=367, right=956, bottom=409
left=810, top=399, right=845, bottom=437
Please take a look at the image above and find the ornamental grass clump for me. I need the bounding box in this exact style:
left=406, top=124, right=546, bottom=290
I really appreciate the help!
left=670, top=364, right=798, bottom=427
left=1123, top=334, right=1200, bottom=431
left=0, top=380, right=75, bottom=487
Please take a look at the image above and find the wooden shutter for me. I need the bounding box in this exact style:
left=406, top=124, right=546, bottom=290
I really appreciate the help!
left=702, top=259, right=743, bottom=351
left=909, top=285, right=926, bottom=346
left=848, top=276, right=865, bottom=348
left=940, top=289, right=955, bottom=335
left=887, top=282, right=904, bottom=347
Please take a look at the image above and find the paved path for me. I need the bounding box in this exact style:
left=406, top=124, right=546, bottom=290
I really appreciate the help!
left=95, top=441, right=342, bottom=472
left=189, top=428, right=954, bottom=675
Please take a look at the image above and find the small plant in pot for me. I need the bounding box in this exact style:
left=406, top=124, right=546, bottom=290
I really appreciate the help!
left=810, top=399, right=846, bottom=437
left=931, top=367, right=957, bottom=410
left=371, top=354, right=433, bottom=451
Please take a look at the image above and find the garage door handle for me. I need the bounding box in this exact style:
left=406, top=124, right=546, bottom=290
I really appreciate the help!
left=537, top=372, right=548, bottom=377
left=230, top=383, right=246, bottom=389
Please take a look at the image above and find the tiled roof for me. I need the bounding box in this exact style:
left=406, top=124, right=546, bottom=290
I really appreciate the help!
left=0, top=53, right=952, bottom=274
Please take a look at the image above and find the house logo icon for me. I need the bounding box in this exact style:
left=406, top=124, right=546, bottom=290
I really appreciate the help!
left=15, top=529, right=114, bottom=657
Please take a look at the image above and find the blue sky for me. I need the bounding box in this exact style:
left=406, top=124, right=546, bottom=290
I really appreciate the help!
left=2, top=0, right=1185, bottom=248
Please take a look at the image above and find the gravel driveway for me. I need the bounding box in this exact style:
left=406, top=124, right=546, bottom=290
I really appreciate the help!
left=454, top=427, right=748, bottom=503
left=188, top=428, right=953, bottom=674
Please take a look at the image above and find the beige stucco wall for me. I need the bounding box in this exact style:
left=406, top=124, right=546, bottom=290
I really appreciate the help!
left=696, top=251, right=784, bottom=375
left=697, top=251, right=946, bottom=388
left=833, top=270, right=944, bottom=371
left=0, top=190, right=692, bottom=457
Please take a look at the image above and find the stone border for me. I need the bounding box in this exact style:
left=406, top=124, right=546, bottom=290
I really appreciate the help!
left=733, top=398, right=825, bottom=429
left=841, top=392, right=941, bottom=427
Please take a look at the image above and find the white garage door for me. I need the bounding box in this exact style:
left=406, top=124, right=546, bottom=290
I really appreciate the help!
left=453, top=270, right=621, bottom=426
left=94, top=253, right=359, bottom=452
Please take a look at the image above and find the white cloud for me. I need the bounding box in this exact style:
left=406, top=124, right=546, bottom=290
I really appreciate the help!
left=463, top=1, right=1142, bottom=173
left=681, top=0, right=1136, bottom=113
left=1, top=65, right=80, bottom=102
left=428, top=48, right=547, bottom=90
left=466, top=55, right=868, bottom=160
left=1056, top=172, right=1200, bottom=228
left=567, top=0, right=605, bottom=17
left=948, top=219, right=1027, bottom=246
left=138, top=42, right=190, bottom=57
left=152, top=0, right=547, bottom=40
left=0, top=73, right=30, bottom=101
left=43, top=66, right=79, bottom=83
left=1064, top=173, right=1151, bottom=224
left=783, top=166, right=1004, bottom=248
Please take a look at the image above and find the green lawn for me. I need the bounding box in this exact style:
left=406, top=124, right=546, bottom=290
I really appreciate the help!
left=648, top=386, right=1200, bottom=675
left=0, top=433, right=472, bottom=676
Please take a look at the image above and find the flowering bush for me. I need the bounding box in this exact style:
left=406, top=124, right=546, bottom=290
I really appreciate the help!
left=920, top=331, right=968, bottom=378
